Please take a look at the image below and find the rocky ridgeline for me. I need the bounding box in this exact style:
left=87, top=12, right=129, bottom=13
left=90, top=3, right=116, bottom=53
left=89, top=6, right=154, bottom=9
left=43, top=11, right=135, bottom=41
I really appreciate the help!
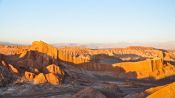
left=56, top=45, right=174, bottom=71
left=0, top=45, right=29, bottom=55
left=56, top=45, right=175, bottom=79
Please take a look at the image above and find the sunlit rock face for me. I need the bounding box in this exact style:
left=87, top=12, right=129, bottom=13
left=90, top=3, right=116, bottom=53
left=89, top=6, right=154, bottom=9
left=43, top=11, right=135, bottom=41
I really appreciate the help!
left=33, top=73, right=47, bottom=84
left=145, top=82, right=175, bottom=98
left=24, top=71, right=35, bottom=81
left=30, top=41, right=58, bottom=59
left=8, top=64, right=19, bottom=74
left=113, top=58, right=175, bottom=80
left=46, top=64, right=64, bottom=75
left=45, top=73, right=61, bottom=85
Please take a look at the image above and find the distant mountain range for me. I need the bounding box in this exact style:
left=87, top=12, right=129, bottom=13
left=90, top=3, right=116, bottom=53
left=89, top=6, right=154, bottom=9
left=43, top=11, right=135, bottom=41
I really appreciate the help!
left=53, top=42, right=175, bottom=50
left=0, top=41, right=175, bottom=49
left=0, top=41, right=18, bottom=45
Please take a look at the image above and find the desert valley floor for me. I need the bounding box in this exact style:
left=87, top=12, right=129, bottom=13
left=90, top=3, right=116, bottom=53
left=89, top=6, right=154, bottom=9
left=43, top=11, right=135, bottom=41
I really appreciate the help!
left=0, top=41, right=175, bottom=98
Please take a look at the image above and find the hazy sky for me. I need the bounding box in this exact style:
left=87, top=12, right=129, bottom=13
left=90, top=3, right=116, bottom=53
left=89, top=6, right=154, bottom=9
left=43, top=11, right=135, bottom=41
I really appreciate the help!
left=0, top=0, right=175, bottom=44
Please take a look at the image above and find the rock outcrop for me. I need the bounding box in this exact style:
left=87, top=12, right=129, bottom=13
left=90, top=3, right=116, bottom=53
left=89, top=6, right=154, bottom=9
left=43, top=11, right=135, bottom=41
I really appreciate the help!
left=24, top=71, right=35, bottom=81
left=14, top=41, right=65, bottom=85
left=8, top=64, right=19, bottom=74
left=46, top=64, right=64, bottom=75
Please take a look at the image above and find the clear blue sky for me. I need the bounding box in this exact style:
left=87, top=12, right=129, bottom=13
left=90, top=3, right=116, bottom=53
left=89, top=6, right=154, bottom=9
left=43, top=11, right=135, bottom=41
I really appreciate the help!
left=0, top=0, right=175, bottom=44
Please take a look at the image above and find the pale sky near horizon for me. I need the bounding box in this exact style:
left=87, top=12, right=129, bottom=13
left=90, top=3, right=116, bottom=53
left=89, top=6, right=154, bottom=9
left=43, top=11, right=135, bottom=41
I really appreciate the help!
left=0, top=0, right=175, bottom=44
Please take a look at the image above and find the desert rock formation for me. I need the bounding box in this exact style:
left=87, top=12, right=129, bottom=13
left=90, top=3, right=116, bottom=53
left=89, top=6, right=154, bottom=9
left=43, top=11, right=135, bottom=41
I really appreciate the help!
left=0, top=41, right=65, bottom=86
left=0, top=41, right=175, bottom=98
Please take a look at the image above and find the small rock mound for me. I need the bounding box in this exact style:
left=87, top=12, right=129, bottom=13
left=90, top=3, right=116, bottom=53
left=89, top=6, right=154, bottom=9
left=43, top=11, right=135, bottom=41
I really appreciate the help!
left=72, top=87, right=107, bottom=98
left=99, top=83, right=123, bottom=98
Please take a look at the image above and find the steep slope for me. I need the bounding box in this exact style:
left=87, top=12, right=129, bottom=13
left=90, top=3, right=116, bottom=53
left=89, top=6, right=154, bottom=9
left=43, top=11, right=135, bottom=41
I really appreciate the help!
left=145, top=82, right=175, bottom=98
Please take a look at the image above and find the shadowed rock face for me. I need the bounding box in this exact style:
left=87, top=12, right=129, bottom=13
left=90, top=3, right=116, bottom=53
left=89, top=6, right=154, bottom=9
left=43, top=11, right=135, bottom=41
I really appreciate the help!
left=0, top=66, right=16, bottom=87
